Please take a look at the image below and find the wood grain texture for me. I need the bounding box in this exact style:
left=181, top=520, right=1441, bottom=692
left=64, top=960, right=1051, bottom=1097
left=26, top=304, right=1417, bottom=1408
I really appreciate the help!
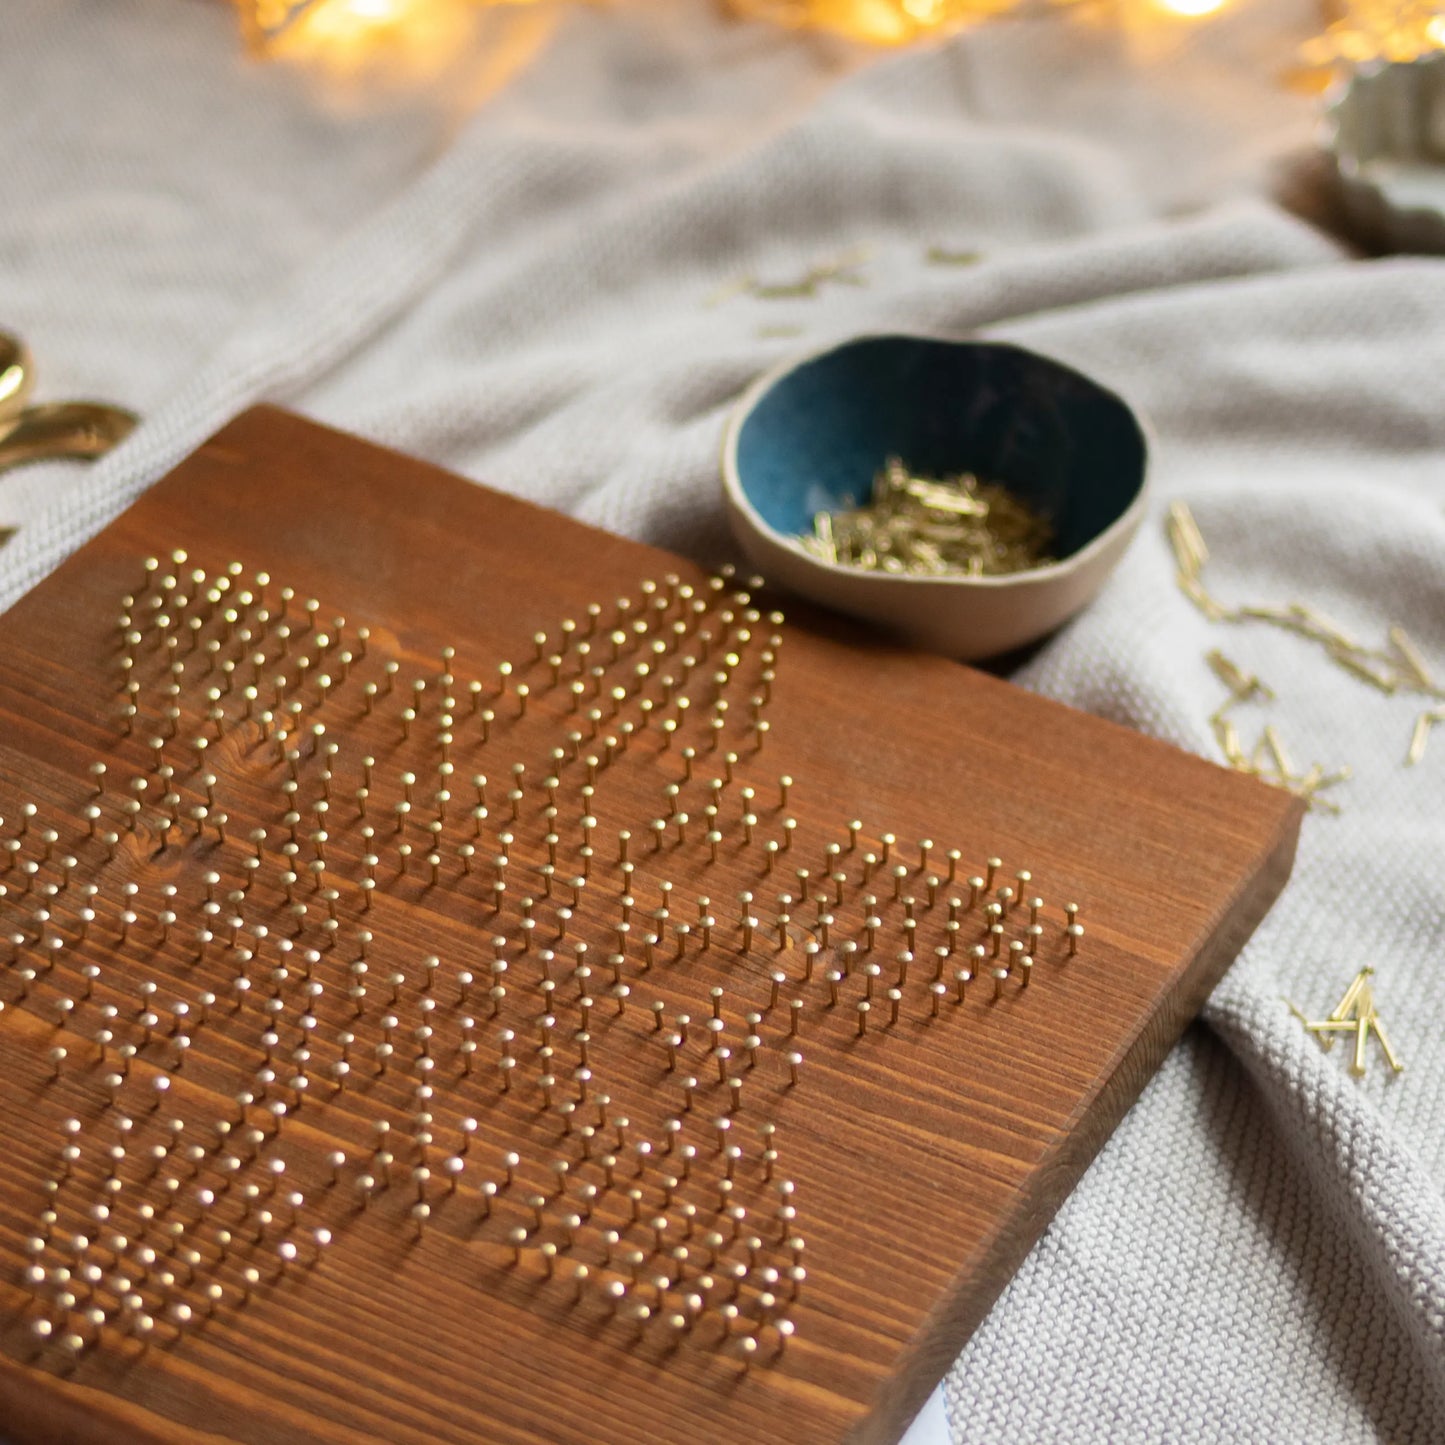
left=0, top=406, right=1302, bottom=1445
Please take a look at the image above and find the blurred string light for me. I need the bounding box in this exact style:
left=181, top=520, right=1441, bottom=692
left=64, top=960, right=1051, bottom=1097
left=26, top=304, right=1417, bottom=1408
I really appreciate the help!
left=721, top=0, right=1441, bottom=49
left=233, top=0, right=1440, bottom=65
left=1301, top=0, right=1445, bottom=64
left=233, top=0, right=558, bottom=89
left=235, top=0, right=1229, bottom=56
left=704, top=0, right=1237, bottom=47
left=236, top=0, right=541, bottom=58
left=238, top=0, right=380, bottom=47
left=1149, top=0, right=1226, bottom=15
left=725, top=0, right=1045, bottom=47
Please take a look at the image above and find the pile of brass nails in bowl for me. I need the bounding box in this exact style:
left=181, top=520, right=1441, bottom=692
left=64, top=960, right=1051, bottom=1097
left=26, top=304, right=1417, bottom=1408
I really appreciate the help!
left=799, top=457, right=1055, bottom=578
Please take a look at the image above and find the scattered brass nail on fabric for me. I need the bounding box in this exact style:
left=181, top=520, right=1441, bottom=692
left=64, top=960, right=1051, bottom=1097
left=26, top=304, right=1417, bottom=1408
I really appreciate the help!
left=1287, top=967, right=1403, bottom=1077
left=924, top=246, right=983, bottom=266
left=1205, top=647, right=1347, bottom=811
left=706, top=246, right=872, bottom=307
left=1168, top=500, right=1442, bottom=790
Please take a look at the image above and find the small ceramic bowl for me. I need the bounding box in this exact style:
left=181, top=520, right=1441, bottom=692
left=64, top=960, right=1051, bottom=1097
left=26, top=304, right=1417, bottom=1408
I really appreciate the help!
left=1324, top=53, right=1445, bottom=255
left=721, top=334, right=1151, bottom=660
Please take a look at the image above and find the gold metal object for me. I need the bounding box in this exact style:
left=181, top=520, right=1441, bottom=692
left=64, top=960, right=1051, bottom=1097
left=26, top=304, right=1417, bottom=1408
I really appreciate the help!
left=1262, top=725, right=1291, bottom=780
left=1169, top=501, right=1444, bottom=791
left=0, top=332, right=33, bottom=425
left=1166, top=499, right=1210, bottom=580
left=1407, top=712, right=1431, bottom=767
left=1204, top=648, right=1347, bottom=813
left=1289, top=967, right=1403, bottom=1077
left=1327, top=643, right=1397, bottom=694
left=1211, top=715, right=1245, bottom=768
left=752, top=246, right=871, bottom=300
left=799, top=457, right=1054, bottom=578
left=0, top=401, right=138, bottom=476
left=1405, top=706, right=1445, bottom=767
left=1206, top=649, right=1273, bottom=705
left=924, top=246, right=983, bottom=267
left=0, top=330, right=140, bottom=551
left=1389, top=625, right=1435, bottom=690
left=706, top=246, right=872, bottom=307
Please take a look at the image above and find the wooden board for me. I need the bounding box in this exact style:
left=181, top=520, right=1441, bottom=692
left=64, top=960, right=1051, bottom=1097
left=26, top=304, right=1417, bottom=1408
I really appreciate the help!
left=0, top=406, right=1301, bottom=1445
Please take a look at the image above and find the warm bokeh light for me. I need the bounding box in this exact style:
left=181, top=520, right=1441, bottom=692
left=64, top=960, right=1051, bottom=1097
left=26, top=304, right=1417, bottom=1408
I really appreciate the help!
left=233, top=0, right=560, bottom=99
left=291, top=0, right=427, bottom=48
left=725, top=0, right=1039, bottom=46
left=1150, top=0, right=1225, bottom=17
left=236, top=0, right=543, bottom=57
left=236, top=0, right=314, bottom=45
left=1301, top=0, right=1445, bottom=64
left=235, top=0, right=1442, bottom=66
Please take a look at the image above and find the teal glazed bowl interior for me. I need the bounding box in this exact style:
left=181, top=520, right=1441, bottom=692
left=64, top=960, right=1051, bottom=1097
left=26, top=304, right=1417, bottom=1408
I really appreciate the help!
left=722, top=335, right=1151, bottom=659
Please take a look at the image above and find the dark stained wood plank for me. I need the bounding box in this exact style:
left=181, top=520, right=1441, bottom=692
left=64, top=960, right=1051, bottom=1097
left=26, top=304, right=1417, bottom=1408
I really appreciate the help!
left=0, top=406, right=1300, bottom=1445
